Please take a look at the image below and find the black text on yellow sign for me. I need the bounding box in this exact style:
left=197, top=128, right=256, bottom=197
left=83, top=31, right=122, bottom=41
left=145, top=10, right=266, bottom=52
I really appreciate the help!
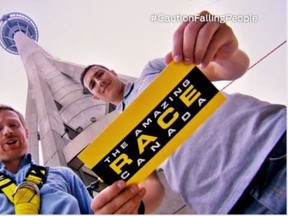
left=78, top=61, right=225, bottom=185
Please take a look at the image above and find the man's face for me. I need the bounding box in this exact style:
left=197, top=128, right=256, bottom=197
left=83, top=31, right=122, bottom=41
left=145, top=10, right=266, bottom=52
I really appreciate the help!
left=0, top=110, right=28, bottom=163
left=83, top=66, right=124, bottom=105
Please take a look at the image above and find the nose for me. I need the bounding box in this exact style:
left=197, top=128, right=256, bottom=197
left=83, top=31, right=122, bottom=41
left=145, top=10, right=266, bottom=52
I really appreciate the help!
left=96, top=79, right=106, bottom=87
left=2, top=126, right=13, bottom=136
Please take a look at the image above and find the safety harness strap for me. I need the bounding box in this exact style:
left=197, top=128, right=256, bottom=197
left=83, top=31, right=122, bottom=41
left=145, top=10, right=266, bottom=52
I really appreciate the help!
left=25, top=164, right=48, bottom=186
left=0, top=164, right=48, bottom=214
left=0, top=173, right=16, bottom=203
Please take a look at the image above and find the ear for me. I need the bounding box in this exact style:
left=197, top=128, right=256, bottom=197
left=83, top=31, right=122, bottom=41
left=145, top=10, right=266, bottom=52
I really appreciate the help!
left=110, top=70, right=118, bottom=76
left=25, top=128, right=29, bottom=139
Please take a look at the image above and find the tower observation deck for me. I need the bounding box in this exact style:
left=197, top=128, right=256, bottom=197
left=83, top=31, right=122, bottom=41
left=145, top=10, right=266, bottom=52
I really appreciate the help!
left=0, top=12, right=39, bottom=54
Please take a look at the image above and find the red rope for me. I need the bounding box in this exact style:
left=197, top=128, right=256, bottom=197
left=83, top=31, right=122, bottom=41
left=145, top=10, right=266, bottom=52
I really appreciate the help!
left=222, top=40, right=286, bottom=91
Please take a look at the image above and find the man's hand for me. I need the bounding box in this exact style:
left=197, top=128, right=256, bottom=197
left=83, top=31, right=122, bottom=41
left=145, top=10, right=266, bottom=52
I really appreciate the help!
left=165, top=10, right=238, bottom=66
left=165, top=10, right=249, bottom=81
left=91, top=180, right=146, bottom=214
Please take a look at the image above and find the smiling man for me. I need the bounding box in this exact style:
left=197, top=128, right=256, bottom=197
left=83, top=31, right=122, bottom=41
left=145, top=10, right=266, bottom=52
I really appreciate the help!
left=0, top=107, right=29, bottom=175
left=0, top=104, right=94, bottom=214
left=81, top=64, right=125, bottom=106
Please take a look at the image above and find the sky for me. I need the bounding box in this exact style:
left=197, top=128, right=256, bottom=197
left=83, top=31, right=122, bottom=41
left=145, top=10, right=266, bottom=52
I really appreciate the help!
left=0, top=0, right=287, bottom=115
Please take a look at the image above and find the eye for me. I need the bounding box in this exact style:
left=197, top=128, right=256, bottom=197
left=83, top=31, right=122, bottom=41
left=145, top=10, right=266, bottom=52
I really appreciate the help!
left=90, top=81, right=96, bottom=90
left=9, top=122, right=19, bottom=128
left=96, top=71, right=103, bottom=79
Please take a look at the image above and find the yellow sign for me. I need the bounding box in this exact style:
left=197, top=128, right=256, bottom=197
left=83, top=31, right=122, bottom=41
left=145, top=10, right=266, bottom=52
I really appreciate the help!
left=78, top=61, right=225, bottom=185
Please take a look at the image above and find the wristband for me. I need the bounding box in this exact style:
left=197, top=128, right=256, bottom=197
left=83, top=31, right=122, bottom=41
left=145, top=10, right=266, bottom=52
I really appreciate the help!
left=138, top=201, right=145, bottom=214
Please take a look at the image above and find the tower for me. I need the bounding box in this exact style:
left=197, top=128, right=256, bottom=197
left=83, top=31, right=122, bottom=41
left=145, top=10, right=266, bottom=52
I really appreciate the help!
left=0, top=12, right=132, bottom=185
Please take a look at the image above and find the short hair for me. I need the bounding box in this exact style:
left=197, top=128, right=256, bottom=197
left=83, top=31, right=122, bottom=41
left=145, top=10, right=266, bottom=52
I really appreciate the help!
left=80, top=64, right=110, bottom=87
left=0, top=104, right=27, bottom=128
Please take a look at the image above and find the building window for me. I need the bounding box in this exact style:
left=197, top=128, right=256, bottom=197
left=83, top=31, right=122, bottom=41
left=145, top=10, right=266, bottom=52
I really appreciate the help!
left=63, top=123, right=82, bottom=140
left=82, top=87, right=91, bottom=95
left=108, top=103, right=116, bottom=113
left=54, top=100, right=62, bottom=110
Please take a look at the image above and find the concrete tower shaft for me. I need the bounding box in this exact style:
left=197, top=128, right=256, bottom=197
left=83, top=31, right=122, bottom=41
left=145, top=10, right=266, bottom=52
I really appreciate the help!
left=13, top=31, right=111, bottom=167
